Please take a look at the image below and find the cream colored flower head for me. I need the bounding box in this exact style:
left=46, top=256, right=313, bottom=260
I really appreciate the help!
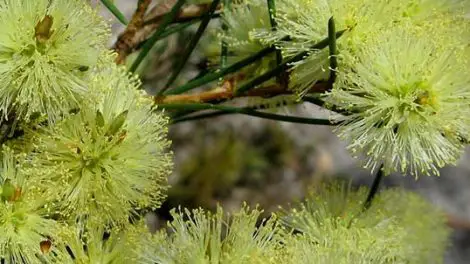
left=368, top=188, right=450, bottom=263
left=0, top=0, right=109, bottom=123
left=219, top=0, right=272, bottom=61
left=256, top=0, right=467, bottom=96
left=280, top=181, right=450, bottom=263
left=0, top=147, right=67, bottom=263
left=60, top=223, right=146, bottom=264
left=29, top=61, right=173, bottom=229
left=257, top=0, right=387, bottom=95
left=140, top=204, right=282, bottom=264
left=325, top=23, right=470, bottom=177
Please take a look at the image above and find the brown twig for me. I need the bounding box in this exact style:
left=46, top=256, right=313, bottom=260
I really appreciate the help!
left=113, top=2, right=221, bottom=65
left=154, top=81, right=329, bottom=104
left=114, top=0, right=153, bottom=64
left=145, top=3, right=220, bottom=25
left=447, top=213, right=470, bottom=230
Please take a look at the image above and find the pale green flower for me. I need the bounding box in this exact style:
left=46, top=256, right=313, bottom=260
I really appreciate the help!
left=280, top=181, right=449, bottom=263
left=139, top=204, right=282, bottom=264
left=280, top=227, right=404, bottom=264
left=279, top=181, right=408, bottom=263
left=60, top=224, right=146, bottom=264
left=381, top=0, right=468, bottom=20
left=29, top=62, right=173, bottom=229
left=325, top=24, right=470, bottom=176
left=254, top=0, right=386, bottom=95
left=369, top=189, right=450, bottom=263
left=206, top=0, right=277, bottom=80
left=0, top=147, right=67, bottom=263
left=0, top=0, right=109, bottom=123
left=219, top=0, right=272, bottom=62
left=255, top=0, right=467, bottom=96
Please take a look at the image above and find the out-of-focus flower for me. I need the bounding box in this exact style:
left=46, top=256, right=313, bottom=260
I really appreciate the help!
left=29, top=61, right=173, bottom=229
left=280, top=181, right=450, bottom=263
left=203, top=0, right=276, bottom=80
left=254, top=0, right=388, bottom=95
left=369, top=188, right=450, bottom=263
left=278, top=181, right=407, bottom=263
left=0, top=0, right=109, bottom=123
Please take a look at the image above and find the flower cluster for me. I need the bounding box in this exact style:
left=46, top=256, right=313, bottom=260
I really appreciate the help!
left=227, top=0, right=470, bottom=176
left=59, top=223, right=146, bottom=263
left=218, top=0, right=272, bottom=65
left=0, top=1, right=173, bottom=262
left=0, top=0, right=464, bottom=262
left=139, top=204, right=282, bottom=264
left=138, top=182, right=450, bottom=263
left=278, top=181, right=450, bottom=263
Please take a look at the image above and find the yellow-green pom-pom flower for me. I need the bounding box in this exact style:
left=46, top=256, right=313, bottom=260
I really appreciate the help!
left=60, top=224, right=145, bottom=263
left=140, top=204, right=282, bottom=264
left=0, top=148, right=67, bottom=263
left=369, top=189, right=450, bottom=263
left=258, top=0, right=387, bottom=95
left=279, top=181, right=412, bottom=263
left=219, top=0, right=272, bottom=63
left=325, top=25, right=470, bottom=176
left=0, top=0, right=109, bottom=122
left=259, top=0, right=466, bottom=96
left=30, top=63, right=173, bottom=228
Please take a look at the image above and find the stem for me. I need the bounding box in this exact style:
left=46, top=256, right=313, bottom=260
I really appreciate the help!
left=363, top=165, right=384, bottom=210
left=171, top=110, right=233, bottom=123
left=100, top=0, right=128, bottom=25
left=156, top=81, right=329, bottom=104
left=327, top=17, right=338, bottom=90
left=130, top=0, right=187, bottom=73
left=113, top=0, right=152, bottom=64
left=303, top=95, right=350, bottom=115
left=156, top=103, right=333, bottom=125
left=220, top=0, right=231, bottom=68
left=266, top=0, right=281, bottom=65
left=235, top=29, right=345, bottom=96
left=163, top=44, right=279, bottom=95
left=161, top=0, right=222, bottom=94
left=135, top=21, right=199, bottom=51
left=143, top=3, right=221, bottom=26
left=266, top=0, right=287, bottom=88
